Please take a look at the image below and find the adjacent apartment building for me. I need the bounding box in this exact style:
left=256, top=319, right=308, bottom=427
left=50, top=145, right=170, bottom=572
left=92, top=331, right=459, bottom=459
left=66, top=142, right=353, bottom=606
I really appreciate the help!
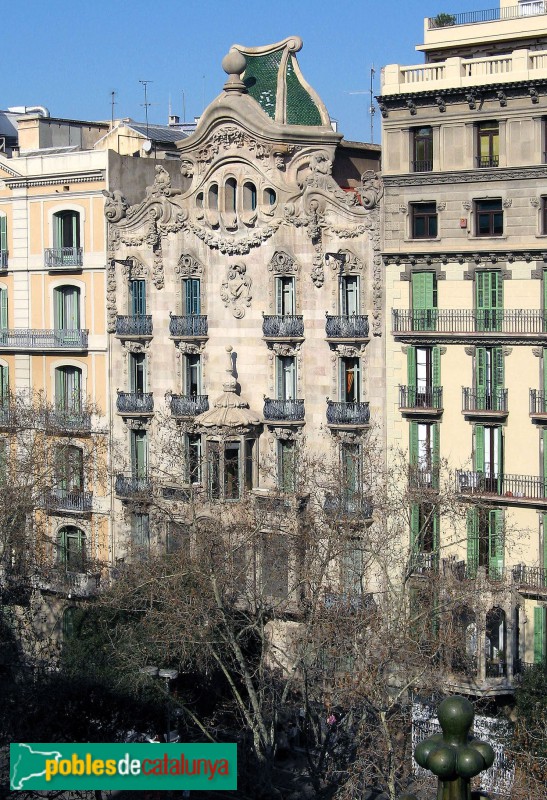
left=380, top=0, right=547, bottom=692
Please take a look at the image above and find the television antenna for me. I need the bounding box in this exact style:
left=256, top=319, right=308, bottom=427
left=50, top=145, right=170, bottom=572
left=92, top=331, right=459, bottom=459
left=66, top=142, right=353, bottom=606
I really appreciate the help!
left=348, top=66, right=376, bottom=143
left=139, top=80, right=153, bottom=139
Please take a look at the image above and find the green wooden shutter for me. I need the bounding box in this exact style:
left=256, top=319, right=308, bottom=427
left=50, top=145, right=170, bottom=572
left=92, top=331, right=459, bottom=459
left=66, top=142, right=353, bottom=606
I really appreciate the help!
left=432, top=423, right=440, bottom=488
left=476, top=271, right=502, bottom=331
left=55, top=368, right=66, bottom=410
left=467, top=508, right=479, bottom=578
left=533, top=606, right=546, bottom=664
left=407, top=346, right=416, bottom=406
left=409, top=421, right=419, bottom=467
left=432, top=346, right=441, bottom=386
left=275, top=278, right=283, bottom=315
left=543, top=349, right=547, bottom=411
left=59, top=527, right=68, bottom=565
left=71, top=212, right=79, bottom=248
left=412, top=272, right=436, bottom=331
left=130, top=280, right=146, bottom=316
left=54, top=214, right=63, bottom=249
left=0, top=288, right=7, bottom=331
left=489, top=509, right=504, bottom=580
left=474, top=425, right=485, bottom=473
left=0, top=365, right=8, bottom=404
left=543, top=513, right=547, bottom=574
left=0, top=216, right=7, bottom=253
left=185, top=278, right=200, bottom=315
left=410, top=504, right=420, bottom=555
left=476, top=348, right=486, bottom=409
left=493, top=347, right=504, bottom=411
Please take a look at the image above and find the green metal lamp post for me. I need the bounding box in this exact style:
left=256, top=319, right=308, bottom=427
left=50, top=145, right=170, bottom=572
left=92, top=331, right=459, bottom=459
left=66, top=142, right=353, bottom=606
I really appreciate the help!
left=400, top=695, right=495, bottom=800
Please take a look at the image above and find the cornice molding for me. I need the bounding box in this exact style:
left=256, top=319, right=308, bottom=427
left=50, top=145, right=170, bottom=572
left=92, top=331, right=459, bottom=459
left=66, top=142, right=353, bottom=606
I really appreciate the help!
left=377, top=78, right=547, bottom=111
left=5, top=171, right=105, bottom=189
left=383, top=250, right=547, bottom=266
left=383, top=165, right=547, bottom=187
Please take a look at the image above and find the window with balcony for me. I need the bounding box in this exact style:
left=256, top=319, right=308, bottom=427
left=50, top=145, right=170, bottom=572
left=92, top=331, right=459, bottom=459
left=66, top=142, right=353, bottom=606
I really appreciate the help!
left=411, top=203, right=438, bottom=239
left=186, top=433, right=202, bottom=484
left=275, top=276, right=296, bottom=315
left=55, top=366, right=82, bottom=414
left=474, top=424, right=503, bottom=491
left=276, top=356, right=296, bottom=400
left=183, top=277, right=201, bottom=315
left=56, top=444, right=84, bottom=494
left=467, top=507, right=504, bottom=579
left=131, top=512, right=150, bottom=559
left=476, top=270, right=503, bottom=330
left=0, top=286, right=7, bottom=332
left=208, top=439, right=254, bottom=500
left=340, top=275, right=359, bottom=315
left=477, top=121, right=499, bottom=168
left=278, top=439, right=296, bottom=493
left=58, top=525, right=85, bottom=571
left=340, top=357, right=360, bottom=403
left=409, top=420, right=439, bottom=487
left=410, top=502, right=438, bottom=568
left=54, top=286, right=80, bottom=331
left=129, top=279, right=146, bottom=316
left=406, top=346, right=441, bottom=408
left=474, top=347, right=504, bottom=410
left=412, top=126, right=433, bottom=172
left=184, top=353, right=201, bottom=396
left=475, top=200, right=503, bottom=236
left=129, top=352, right=146, bottom=394
left=54, top=211, right=80, bottom=251
left=411, top=271, right=437, bottom=331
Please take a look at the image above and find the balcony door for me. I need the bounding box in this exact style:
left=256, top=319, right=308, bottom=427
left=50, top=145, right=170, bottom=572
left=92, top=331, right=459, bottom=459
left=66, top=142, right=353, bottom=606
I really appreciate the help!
left=407, top=346, right=440, bottom=407
left=467, top=508, right=504, bottom=579
left=275, top=277, right=295, bottom=316
left=54, top=287, right=80, bottom=342
left=476, top=347, right=504, bottom=410
left=56, top=445, right=84, bottom=494
left=130, top=429, right=148, bottom=479
left=475, top=424, right=503, bottom=491
left=476, top=271, right=503, bottom=331
left=184, top=278, right=201, bottom=315
left=277, top=356, right=296, bottom=401
left=411, top=272, right=437, bottom=331
left=54, top=211, right=80, bottom=250
left=129, top=352, right=146, bottom=394
left=340, top=275, right=359, bottom=316
left=55, top=366, right=82, bottom=413
left=129, top=280, right=146, bottom=316
left=340, top=357, right=360, bottom=403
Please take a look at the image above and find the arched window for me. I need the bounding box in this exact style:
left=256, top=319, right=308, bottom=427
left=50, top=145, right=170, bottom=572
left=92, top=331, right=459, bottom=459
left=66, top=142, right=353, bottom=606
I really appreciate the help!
left=54, top=285, right=80, bottom=330
left=263, top=188, right=276, bottom=207
left=54, top=210, right=80, bottom=250
left=55, top=366, right=82, bottom=412
left=225, top=178, right=237, bottom=213
left=62, top=606, right=78, bottom=639
left=243, top=182, right=257, bottom=212
left=208, top=184, right=219, bottom=211
left=58, top=526, right=85, bottom=571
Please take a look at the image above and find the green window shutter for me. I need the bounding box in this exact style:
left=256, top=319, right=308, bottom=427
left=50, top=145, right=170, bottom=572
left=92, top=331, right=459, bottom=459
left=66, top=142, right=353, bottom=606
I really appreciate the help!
left=58, top=528, right=68, bottom=564
left=0, top=216, right=6, bottom=252
left=55, top=368, right=66, bottom=410
left=543, top=349, right=547, bottom=408
left=467, top=508, right=479, bottom=577
left=432, top=346, right=441, bottom=387
left=474, top=425, right=485, bottom=473
left=432, top=423, right=440, bottom=483
left=0, top=365, right=8, bottom=404
left=493, top=347, right=504, bottom=409
left=54, top=214, right=63, bottom=249
left=407, top=346, right=416, bottom=407
left=130, top=280, right=146, bottom=316
left=543, top=513, right=547, bottom=572
left=433, top=511, right=439, bottom=554
left=533, top=606, right=546, bottom=664
left=184, top=278, right=200, bottom=315
left=476, top=348, right=486, bottom=408
left=0, top=288, right=7, bottom=331
left=275, top=277, right=283, bottom=315
left=489, top=509, right=504, bottom=580
left=72, top=212, right=80, bottom=249
left=410, top=504, right=420, bottom=554
left=412, top=272, right=436, bottom=331
left=409, top=421, right=419, bottom=467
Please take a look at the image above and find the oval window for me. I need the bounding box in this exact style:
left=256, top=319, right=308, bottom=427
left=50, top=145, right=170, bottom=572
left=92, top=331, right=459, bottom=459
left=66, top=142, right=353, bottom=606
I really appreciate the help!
left=243, top=182, right=257, bottom=212
left=263, top=188, right=276, bottom=207
left=208, top=184, right=218, bottom=211
left=225, top=178, right=237, bottom=213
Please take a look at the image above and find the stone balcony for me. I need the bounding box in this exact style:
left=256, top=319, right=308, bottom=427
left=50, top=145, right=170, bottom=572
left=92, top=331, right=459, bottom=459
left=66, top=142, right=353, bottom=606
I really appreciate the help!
left=382, top=46, right=547, bottom=96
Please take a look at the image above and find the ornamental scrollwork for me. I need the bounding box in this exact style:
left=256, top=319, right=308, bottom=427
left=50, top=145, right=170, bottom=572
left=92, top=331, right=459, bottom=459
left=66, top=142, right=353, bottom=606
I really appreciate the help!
left=268, top=251, right=298, bottom=275
left=220, top=263, right=252, bottom=318
left=357, top=171, right=384, bottom=210
left=175, top=254, right=203, bottom=278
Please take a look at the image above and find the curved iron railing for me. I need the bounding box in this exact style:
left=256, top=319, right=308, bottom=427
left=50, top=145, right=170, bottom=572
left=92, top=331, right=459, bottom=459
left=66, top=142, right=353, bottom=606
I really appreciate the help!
left=115, top=474, right=151, bottom=496
left=115, top=315, right=153, bottom=336
left=169, top=314, right=208, bottom=337
left=45, top=410, right=91, bottom=432
left=44, top=247, right=83, bottom=268
left=45, top=490, right=93, bottom=513
left=263, top=398, right=305, bottom=421
left=462, top=387, right=508, bottom=413
left=325, top=314, right=369, bottom=338
left=262, top=315, right=304, bottom=338
left=170, top=394, right=209, bottom=417
left=326, top=400, right=370, bottom=425
left=323, top=493, right=373, bottom=518
left=530, top=389, right=547, bottom=414
left=116, top=392, right=154, bottom=414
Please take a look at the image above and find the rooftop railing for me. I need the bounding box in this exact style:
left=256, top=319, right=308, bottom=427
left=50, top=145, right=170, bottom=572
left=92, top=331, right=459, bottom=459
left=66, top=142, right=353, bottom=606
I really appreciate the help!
left=393, top=309, right=546, bottom=335
left=427, top=3, right=547, bottom=29
left=262, top=314, right=304, bottom=338
left=0, top=329, right=88, bottom=350
left=325, top=314, right=369, bottom=339
left=44, top=247, right=83, bottom=269
left=169, top=314, right=208, bottom=338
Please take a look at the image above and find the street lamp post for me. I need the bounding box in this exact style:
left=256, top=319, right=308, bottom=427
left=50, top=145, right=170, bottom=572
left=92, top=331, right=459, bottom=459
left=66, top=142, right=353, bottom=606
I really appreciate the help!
left=139, top=666, right=179, bottom=742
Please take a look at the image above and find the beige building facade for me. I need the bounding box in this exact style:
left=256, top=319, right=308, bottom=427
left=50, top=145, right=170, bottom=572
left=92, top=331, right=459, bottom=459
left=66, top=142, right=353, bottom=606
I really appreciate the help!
left=380, top=0, right=547, bottom=691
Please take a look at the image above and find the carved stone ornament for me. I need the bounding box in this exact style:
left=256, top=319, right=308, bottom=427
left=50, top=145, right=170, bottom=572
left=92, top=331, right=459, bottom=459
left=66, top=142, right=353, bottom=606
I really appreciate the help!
left=195, top=126, right=273, bottom=171
left=152, top=245, right=165, bottom=290
left=121, top=257, right=148, bottom=280
left=177, top=341, right=204, bottom=355
left=180, top=160, right=194, bottom=179
left=358, top=171, right=384, bottom=210
left=302, top=151, right=358, bottom=207
left=533, top=347, right=542, bottom=357
left=336, top=344, right=361, bottom=358
left=328, top=249, right=364, bottom=274
left=311, top=251, right=325, bottom=288
left=103, top=189, right=129, bottom=223
left=462, top=201, right=471, bottom=211
left=503, top=198, right=512, bottom=209
left=268, top=251, right=298, bottom=275
left=271, top=342, right=301, bottom=357
left=399, top=204, right=407, bottom=213
left=220, top=263, right=252, bottom=318
left=270, top=426, right=299, bottom=440
left=530, top=197, right=541, bottom=208
left=334, top=430, right=362, bottom=444
left=175, top=253, right=203, bottom=278
left=464, top=346, right=475, bottom=356
left=123, top=418, right=151, bottom=430
left=123, top=341, right=150, bottom=354
left=437, top=201, right=446, bottom=212
left=503, top=347, right=512, bottom=356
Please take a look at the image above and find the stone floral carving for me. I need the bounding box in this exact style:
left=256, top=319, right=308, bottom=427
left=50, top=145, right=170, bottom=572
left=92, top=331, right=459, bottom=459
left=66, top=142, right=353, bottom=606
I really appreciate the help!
left=271, top=343, right=301, bottom=357
left=180, top=160, right=194, bottom=179
left=175, top=254, right=203, bottom=277
left=106, top=259, right=117, bottom=333
left=196, top=126, right=272, bottom=171
left=358, top=171, right=384, bottom=210
left=221, top=263, right=252, bottom=318
left=152, top=245, right=164, bottom=290
left=268, top=251, right=298, bottom=274
left=121, top=257, right=148, bottom=280
left=302, top=151, right=357, bottom=206
left=123, top=341, right=150, bottom=354
left=327, top=249, right=364, bottom=273
left=103, top=190, right=129, bottom=223
left=530, top=197, right=540, bottom=208
left=311, top=252, right=325, bottom=288
left=177, top=341, right=204, bottom=355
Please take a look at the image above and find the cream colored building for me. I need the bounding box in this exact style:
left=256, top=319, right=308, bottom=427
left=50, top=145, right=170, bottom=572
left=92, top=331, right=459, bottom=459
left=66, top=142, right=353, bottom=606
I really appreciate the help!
left=380, top=0, right=547, bottom=691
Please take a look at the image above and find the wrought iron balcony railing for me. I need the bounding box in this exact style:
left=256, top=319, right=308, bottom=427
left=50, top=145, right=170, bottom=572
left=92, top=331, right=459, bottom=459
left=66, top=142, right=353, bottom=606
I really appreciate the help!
left=427, top=2, right=547, bottom=29
left=44, top=247, right=83, bottom=268
left=169, top=314, right=208, bottom=338
left=45, top=490, right=93, bottom=513
left=325, top=314, right=369, bottom=339
left=0, top=405, right=17, bottom=427
left=0, top=328, right=88, bottom=350
left=263, top=398, right=305, bottom=422
left=399, top=385, right=443, bottom=410
left=115, top=473, right=152, bottom=497
left=262, top=314, right=304, bottom=338
left=0, top=250, right=7, bottom=269
left=323, top=493, right=373, bottom=518
left=485, top=658, right=507, bottom=678
left=116, top=391, right=154, bottom=414
left=44, top=409, right=92, bottom=433
left=530, top=389, right=547, bottom=415
left=476, top=156, right=499, bottom=168
left=326, top=400, right=370, bottom=426
left=462, top=387, right=508, bottom=413
left=412, top=159, right=433, bottom=173
left=409, top=465, right=440, bottom=490
left=450, top=652, right=478, bottom=677
left=115, top=315, right=153, bottom=337
left=392, top=309, right=546, bottom=335
left=409, top=552, right=439, bottom=574
left=170, top=393, right=209, bottom=417
left=512, top=564, right=547, bottom=591
left=456, top=470, right=547, bottom=501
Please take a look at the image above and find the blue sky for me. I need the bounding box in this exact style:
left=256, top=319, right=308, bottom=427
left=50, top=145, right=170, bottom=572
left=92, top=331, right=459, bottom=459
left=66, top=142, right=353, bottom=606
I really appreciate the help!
left=5, top=0, right=491, bottom=143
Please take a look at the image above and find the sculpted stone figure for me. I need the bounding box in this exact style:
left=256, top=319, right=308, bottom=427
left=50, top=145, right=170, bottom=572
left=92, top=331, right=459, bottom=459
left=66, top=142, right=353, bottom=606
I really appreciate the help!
left=221, top=263, right=252, bottom=318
